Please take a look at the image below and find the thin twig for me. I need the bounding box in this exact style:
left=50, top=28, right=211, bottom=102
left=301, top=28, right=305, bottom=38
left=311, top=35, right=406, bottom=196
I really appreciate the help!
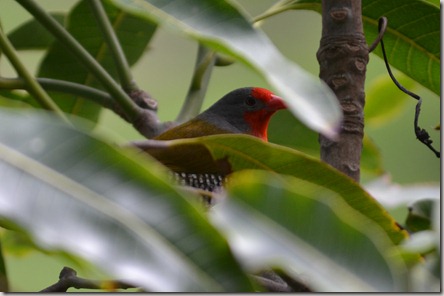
left=368, top=16, right=387, bottom=52
left=0, top=77, right=111, bottom=107
left=176, top=46, right=216, bottom=123
left=377, top=17, right=440, bottom=158
left=89, top=0, right=137, bottom=92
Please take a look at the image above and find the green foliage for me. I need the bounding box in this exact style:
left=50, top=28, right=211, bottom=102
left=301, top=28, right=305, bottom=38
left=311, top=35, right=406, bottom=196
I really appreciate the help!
left=0, top=0, right=439, bottom=292
left=217, top=171, right=408, bottom=291
left=144, top=134, right=406, bottom=244
left=0, top=110, right=254, bottom=292
left=110, top=0, right=342, bottom=138
left=37, top=0, right=156, bottom=122
left=276, top=0, right=440, bottom=95
left=405, top=199, right=435, bottom=233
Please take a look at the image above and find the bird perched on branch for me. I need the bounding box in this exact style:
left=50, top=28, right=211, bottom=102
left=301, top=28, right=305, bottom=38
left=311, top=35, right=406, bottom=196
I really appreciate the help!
left=152, top=87, right=287, bottom=193
left=155, top=87, right=286, bottom=142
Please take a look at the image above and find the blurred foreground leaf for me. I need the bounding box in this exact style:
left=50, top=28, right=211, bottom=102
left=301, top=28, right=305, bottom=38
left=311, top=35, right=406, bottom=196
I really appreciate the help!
left=211, top=170, right=407, bottom=292
left=0, top=109, right=254, bottom=292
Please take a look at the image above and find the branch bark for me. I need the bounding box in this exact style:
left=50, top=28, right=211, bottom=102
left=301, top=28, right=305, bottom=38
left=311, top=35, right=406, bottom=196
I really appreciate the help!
left=317, top=0, right=368, bottom=182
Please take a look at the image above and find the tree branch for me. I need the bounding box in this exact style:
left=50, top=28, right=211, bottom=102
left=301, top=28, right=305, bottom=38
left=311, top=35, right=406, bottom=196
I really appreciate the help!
left=40, top=267, right=136, bottom=292
left=317, top=0, right=368, bottom=181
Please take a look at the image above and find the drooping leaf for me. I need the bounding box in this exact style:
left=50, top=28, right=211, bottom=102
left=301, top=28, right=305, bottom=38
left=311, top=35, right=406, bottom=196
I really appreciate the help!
left=281, top=0, right=440, bottom=95
left=137, top=134, right=407, bottom=245
left=7, top=13, right=66, bottom=50
left=38, top=0, right=157, bottom=123
left=110, top=0, right=342, bottom=139
left=0, top=109, right=254, bottom=292
left=364, top=175, right=440, bottom=210
left=211, top=170, right=407, bottom=292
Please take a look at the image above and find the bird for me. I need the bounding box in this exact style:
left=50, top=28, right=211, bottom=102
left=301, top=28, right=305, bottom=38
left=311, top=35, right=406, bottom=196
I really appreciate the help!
left=154, top=87, right=286, bottom=142
left=151, top=87, right=287, bottom=194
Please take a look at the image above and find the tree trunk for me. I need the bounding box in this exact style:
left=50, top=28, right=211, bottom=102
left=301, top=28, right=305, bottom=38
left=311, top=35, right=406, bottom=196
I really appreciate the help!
left=317, top=0, right=368, bottom=182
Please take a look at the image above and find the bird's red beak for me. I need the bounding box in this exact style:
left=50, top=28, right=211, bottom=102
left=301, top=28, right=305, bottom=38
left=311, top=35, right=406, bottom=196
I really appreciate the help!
left=268, top=94, right=287, bottom=111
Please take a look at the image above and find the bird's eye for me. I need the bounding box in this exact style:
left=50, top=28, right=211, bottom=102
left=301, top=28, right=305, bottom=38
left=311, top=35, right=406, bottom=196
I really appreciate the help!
left=245, top=98, right=257, bottom=107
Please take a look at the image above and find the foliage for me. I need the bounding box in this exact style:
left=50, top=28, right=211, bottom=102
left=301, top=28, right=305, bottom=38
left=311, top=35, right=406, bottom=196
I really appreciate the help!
left=0, top=0, right=439, bottom=292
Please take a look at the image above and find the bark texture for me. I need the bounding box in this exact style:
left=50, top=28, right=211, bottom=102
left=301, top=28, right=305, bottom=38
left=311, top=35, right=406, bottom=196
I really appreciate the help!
left=317, top=0, right=368, bottom=182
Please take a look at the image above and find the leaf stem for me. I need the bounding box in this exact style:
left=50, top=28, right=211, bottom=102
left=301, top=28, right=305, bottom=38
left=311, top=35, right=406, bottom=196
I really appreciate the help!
left=176, top=46, right=216, bottom=123
left=0, top=77, right=113, bottom=109
left=89, top=0, right=137, bottom=91
left=15, top=0, right=141, bottom=120
left=0, top=26, right=70, bottom=123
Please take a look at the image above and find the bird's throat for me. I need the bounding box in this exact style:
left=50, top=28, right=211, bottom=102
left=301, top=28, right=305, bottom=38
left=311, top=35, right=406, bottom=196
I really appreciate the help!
left=243, top=110, right=275, bottom=141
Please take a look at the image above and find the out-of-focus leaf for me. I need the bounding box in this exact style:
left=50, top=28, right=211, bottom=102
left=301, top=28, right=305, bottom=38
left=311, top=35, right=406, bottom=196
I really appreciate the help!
left=364, top=175, right=440, bottom=209
left=7, top=13, right=65, bottom=50
left=138, top=134, right=407, bottom=245
left=0, top=109, right=254, bottom=292
left=284, top=0, right=440, bottom=95
left=38, top=0, right=157, bottom=123
left=405, top=199, right=434, bottom=232
left=365, top=74, right=413, bottom=127
left=211, top=170, right=407, bottom=292
left=111, top=0, right=342, bottom=139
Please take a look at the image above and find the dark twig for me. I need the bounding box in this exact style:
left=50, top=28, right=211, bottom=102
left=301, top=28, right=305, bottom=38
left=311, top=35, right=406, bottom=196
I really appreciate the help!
left=39, top=266, right=136, bottom=292
left=376, top=17, right=440, bottom=158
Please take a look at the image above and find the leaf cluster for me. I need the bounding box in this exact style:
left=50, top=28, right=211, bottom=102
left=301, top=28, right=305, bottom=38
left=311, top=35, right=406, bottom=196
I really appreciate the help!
left=0, top=0, right=440, bottom=292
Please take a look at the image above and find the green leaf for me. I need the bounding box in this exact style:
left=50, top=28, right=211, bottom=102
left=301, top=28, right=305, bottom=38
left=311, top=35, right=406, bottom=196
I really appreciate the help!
left=110, top=0, right=342, bottom=139
left=211, top=170, right=407, bottom=292
left=139, top=134, right=407, bottom=245
left=285, top=0, right=440, bottom=95
left=38, top=0, right=157, bottom=123
left=7, top=13, right=65, bottom=50
left=0, top=109, right=254, bottom=292
left=405, top=199, right=434, bottom=232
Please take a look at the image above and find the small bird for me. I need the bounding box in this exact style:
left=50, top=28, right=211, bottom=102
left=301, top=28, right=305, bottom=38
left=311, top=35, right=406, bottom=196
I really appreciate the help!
left=155, top=87, right=286, bottom=142
left=153, top=87, right=286, bottom=193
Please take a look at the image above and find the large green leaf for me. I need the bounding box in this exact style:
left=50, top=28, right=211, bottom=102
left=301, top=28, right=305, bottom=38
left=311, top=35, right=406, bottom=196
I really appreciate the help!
left=0, top=109, right=254, bottom=292
left=38, top=0, right=157, bottom=123
left=284, top=0, right=440, bottom=95
left=138, top=134, right=407, bottom=245
left=211, top=170, right=408, bottom=291
left=110, top=0, right=342, bottom=139
left=7, top=13, right=66, bottom=50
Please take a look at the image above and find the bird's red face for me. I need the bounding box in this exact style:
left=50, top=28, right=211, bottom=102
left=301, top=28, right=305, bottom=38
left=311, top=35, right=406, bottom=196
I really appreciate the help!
left=243, top=87, right=286, bottom=141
